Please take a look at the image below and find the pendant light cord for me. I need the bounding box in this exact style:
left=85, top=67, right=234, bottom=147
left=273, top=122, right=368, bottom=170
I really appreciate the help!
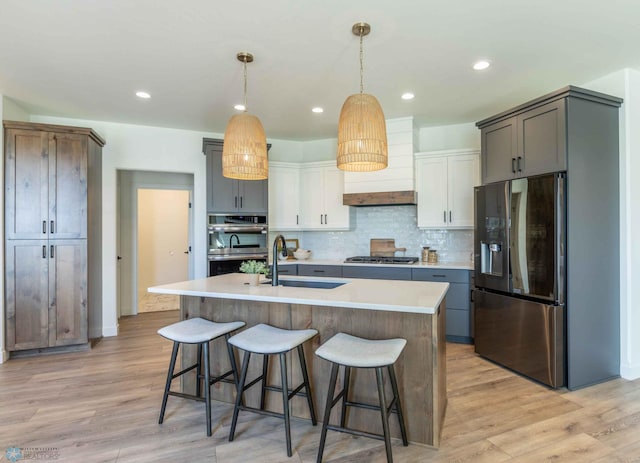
left=243, top=59, right=248, bottom=112
left=359, top=29, right=364, bottom=94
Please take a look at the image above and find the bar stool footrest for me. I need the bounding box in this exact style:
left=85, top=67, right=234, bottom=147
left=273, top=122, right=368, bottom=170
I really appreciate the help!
left=326, top=424, right=393, bottom=442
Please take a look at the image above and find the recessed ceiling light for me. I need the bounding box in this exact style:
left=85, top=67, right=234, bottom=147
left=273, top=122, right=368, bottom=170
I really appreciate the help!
left=401, top=92, right=415, bottom=100
left=312, top=107, right=324, bottom=113
left=234, top=104, right=246, bottom=111
left=473, top=60, right=491, bottom=71
left=135, top=91, right=151, bottom=99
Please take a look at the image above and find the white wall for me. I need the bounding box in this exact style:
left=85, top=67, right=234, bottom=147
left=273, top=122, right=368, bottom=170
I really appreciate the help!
left=2, top=96, right=30, bottom=122
left=582, top=68, right=640, bottom=380
left=419, top=122, right=480, bottom=152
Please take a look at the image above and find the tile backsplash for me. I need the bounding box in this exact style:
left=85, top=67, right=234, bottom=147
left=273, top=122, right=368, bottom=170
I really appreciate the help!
left=271, top=205, right=473, bottom=262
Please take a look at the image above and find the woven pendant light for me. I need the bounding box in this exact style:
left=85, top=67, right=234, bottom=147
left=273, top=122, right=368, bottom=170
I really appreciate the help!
left=337, top=23, right=388, bottom=172
left=222, top=52, right=268, bottom=180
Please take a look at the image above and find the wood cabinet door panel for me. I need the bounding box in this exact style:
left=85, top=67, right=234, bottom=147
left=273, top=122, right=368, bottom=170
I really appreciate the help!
left=518, top=100, right=567, bottom=176
left=298, top=167, right=323, bottom=228
left=4, top=129, right=49, bottom=239
left=49, top=240, right=88, bottom=346
left=49, top=133, right=88, bottom=238
left=481, top=117, right=517, bottom=184
left=5, top=240, right=50, bottom=350
left=238, top=178, right=267, bottom=213
left=416, top=156, right=448, bottom=228
left=269, top=164, right=301, bottom=229
left=447, top=154, right=479, bottom=228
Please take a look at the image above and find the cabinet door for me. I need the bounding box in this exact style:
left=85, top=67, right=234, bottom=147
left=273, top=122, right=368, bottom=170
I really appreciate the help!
left=269, top=165, right=301, bottom=230
left=238, top=179, right=268, bottom=214
left=49, top=133, right=88, bottom=239
left=518, top=100, right=567, bottom=177
left=5, top=240, right=50, bottom=350
left=4, top=129, right=49, bottom=240
left=298, top=167, right=323, bottom=228
left=481, top=117, right=517, bottom=184
left=49, top=240, right=88, bottom=346
left=416, top=156, right=448, bottom=228
left=322, top=167, right=350, bottom=229
left=447, top=154, right=479, bottom=228
left=205, top=145, right=238, bottom=213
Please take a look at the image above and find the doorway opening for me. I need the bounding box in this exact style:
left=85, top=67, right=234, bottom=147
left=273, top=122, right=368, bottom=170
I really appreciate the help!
left=117, top=170, right=194, bottom=317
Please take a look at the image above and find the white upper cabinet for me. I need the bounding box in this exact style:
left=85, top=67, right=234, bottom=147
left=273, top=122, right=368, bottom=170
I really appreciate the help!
left=416, top=149, right=480, bottom=229
left=268, top=162, right=301, bottom=230
left=299, top=161, right=351, bottom=230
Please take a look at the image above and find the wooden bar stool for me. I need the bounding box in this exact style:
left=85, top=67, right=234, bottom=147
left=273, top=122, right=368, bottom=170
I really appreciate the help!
left=157, top=317, right=245, bottom=436
left=315, top=333, right=409, bottom=463
left=227, top=323, right=318, bottom=457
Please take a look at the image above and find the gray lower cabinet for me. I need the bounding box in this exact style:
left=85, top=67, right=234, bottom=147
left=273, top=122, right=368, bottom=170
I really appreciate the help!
left=282, top=263, right=473, bottom=343
left=203, top=138, right=268, bottom=214
left=298, top=265, right=342, bottom=278
left=412, top=268, right=473, bottom=344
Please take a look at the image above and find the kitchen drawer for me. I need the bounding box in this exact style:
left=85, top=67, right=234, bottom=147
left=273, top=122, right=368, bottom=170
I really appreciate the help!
left=297, top=265, right=342, bottom=277
left=342, top=266, right=412, bottom=280
left=412, top=268, right=470, bottom=284
left=277, top=264, right=298, bottom=275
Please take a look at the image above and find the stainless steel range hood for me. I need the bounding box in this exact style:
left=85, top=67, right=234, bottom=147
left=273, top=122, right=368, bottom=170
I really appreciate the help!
left=343, top=190, right=417, bottom=206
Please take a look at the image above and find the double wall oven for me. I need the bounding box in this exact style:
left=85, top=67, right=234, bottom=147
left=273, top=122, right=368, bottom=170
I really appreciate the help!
left=207, top=214, right=268, bottom=276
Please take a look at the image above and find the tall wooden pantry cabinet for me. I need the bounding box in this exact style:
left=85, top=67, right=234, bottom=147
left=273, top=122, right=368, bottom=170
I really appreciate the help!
left=4, top=121, right=104, bottom=354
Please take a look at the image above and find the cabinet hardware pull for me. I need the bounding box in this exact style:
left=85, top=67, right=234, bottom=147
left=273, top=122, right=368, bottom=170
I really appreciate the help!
left=433, top=274, right=446, bottom=278
left=511, top=158, right=516, bottom=173
left=43, top=220, right=46, bottom=234
left=50, top=220, right=54, bottom=234
left=449, top=211, right=452, bottom=222
left=50, top=245, right=54, bottom=258
left=443, top=211, right=446, bottom=223
left=313, top=269, right=325, bottom=273
left=240, top=196, right=243, bottom=208
left=320, top=214, right=323, bottom=224
left=324, top=214, right=327, bottom=224
left=42, top=245, right=46, bottom=258
left=235, top=196, right=238, bottom=208
left=517, top=156, right=523, bottom=172
left=296, top=214, right=299, bottom=225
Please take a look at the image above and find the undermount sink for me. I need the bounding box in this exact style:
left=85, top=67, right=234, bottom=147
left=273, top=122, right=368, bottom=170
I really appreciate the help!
left=262, top=279, right=345, bottom=289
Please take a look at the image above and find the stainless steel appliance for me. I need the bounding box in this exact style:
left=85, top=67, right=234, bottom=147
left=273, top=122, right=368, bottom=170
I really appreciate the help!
left=344, top=256, right=419, bottom=264
left=207, top=214, right=268, bottom=276
left=474, top=173, right=566, bottom=388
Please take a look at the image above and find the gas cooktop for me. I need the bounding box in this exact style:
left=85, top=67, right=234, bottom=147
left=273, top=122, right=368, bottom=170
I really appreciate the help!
left=344, top=256, right=419, bottom=264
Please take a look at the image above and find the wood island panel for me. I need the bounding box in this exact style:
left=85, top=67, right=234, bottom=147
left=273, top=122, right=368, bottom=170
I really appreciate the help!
left=180, top=295, right=447, bottom=447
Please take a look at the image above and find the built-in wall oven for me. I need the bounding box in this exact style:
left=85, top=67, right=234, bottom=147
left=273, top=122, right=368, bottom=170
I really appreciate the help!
left=207, top=214, right=268, bottom=276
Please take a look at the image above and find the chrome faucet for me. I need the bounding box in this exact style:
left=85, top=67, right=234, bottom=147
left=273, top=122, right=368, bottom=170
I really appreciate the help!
left=271, top=234, right=287, bottom=286
left=229, top=234, right=240, bottom=248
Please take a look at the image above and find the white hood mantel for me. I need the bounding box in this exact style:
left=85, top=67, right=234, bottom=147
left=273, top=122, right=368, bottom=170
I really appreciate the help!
left=342, top=117, right=417, bottom=206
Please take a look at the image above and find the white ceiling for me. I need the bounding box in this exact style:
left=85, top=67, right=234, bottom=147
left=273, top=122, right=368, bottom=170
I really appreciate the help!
left=1, top=0, right=639, bottom=141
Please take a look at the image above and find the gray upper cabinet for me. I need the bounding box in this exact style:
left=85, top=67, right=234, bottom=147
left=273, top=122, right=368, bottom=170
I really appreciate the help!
left=203, top=138, right=268, bottom=214
left=479, top=93, right=568, bottom=184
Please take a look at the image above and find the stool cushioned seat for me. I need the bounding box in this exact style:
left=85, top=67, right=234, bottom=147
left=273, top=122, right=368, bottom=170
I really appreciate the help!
left=315, top=333, right=406, bottom=368
left=228, top=323, right=317, bottom=354
left=158, top=317, right=245, bottom=344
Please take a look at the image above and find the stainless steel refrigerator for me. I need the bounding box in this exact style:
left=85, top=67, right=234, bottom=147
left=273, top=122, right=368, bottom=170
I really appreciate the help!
left=474, top=173, right=565, bottom=388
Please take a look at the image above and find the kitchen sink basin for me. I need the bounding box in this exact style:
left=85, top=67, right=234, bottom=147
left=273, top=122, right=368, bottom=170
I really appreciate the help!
left=262, top=279, right=345, bottom=289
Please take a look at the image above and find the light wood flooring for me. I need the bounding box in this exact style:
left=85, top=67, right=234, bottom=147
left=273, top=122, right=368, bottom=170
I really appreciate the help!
left=1, top=310, right=639, bottom=462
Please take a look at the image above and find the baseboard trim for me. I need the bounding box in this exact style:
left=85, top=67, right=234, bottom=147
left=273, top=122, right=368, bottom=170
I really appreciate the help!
left=0, top=349, right=8, bottom=364
left=103, top=324, right=119, bottom=337
left=620, top=362, right=640, bottom=380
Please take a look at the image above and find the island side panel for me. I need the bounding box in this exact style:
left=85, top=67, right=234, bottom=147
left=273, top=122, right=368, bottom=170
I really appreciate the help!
left=180, top=296, right=445, bottom=447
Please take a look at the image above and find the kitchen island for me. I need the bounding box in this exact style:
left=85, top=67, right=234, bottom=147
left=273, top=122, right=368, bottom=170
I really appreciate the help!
left=148, top=273, right=448, bottom=447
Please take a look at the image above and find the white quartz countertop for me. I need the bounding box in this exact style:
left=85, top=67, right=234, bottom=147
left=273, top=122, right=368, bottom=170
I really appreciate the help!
left=148, top=273, right=449, bottom=315
left=280, top=258, right=474, bottom=271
